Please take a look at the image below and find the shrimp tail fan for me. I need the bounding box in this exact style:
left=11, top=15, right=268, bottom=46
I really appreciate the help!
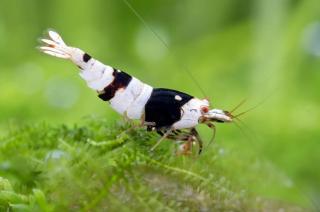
left=39, top=30, right=72, bottom=59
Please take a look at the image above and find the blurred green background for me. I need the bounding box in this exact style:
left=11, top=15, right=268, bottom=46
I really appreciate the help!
left=0, top=0, right=320, bottom=209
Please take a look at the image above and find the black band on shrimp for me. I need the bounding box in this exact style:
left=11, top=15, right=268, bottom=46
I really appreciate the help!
left=98, top=69, right=132, bottom=101
left=144, top=88, right=193, bottom=128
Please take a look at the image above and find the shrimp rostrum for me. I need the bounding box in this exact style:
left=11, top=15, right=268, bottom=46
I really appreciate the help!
left=39, top=30, right=234, bottom=155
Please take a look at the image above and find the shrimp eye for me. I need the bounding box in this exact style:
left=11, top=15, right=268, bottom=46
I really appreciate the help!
left=201, top=106, right=209, bottom=113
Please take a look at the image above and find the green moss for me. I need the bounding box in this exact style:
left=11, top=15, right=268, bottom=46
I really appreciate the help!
left=0, top=118, right=309, bottom=211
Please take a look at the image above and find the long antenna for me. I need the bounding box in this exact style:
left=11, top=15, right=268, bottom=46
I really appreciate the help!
left=233, top=100, right=266, bottom=118
left=229, top=98, right=247, bottom=114
left=233, top=88, right=278, bottom=118
left=122, top=0, right=207, bottom=98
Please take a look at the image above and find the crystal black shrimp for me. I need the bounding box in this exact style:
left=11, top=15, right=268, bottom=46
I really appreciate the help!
left=39, top=30, right=234, bottom=155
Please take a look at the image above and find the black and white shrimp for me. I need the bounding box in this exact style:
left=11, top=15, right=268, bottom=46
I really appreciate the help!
left=39, top=30, right=234, bottom=155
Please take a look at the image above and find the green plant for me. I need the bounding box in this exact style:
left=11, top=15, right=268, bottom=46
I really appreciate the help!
left=0, top=118, right=308, bottom=211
